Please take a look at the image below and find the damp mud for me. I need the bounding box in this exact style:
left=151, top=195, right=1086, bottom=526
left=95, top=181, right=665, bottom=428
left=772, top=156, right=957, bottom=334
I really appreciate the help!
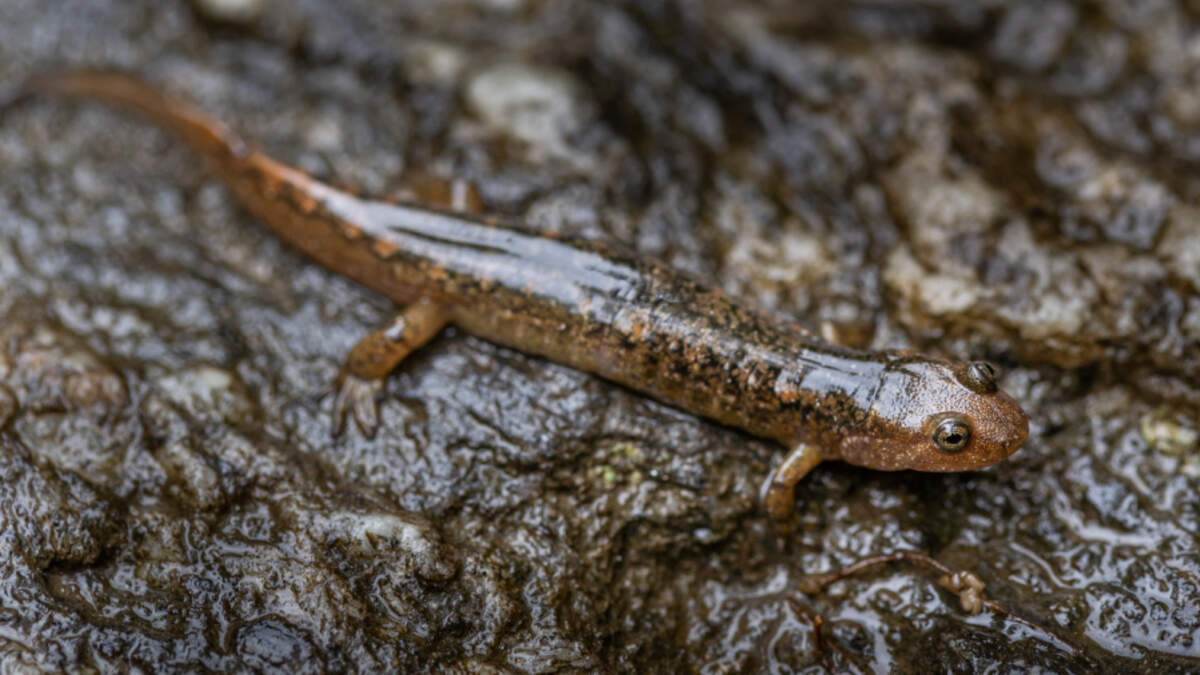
left=0, top=1, right=1198, bottom=671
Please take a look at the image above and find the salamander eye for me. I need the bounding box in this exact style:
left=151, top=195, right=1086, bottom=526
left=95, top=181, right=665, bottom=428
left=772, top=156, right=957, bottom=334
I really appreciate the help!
left=958, top=361, right=999, bottom=394
left=933, top=415, right=971, bottom=453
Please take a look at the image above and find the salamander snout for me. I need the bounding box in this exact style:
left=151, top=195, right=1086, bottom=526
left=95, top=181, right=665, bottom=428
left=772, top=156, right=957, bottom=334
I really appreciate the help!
left=917, top=376, right=1029, bottom=472
left=839, top=358, right=1029, bottom=473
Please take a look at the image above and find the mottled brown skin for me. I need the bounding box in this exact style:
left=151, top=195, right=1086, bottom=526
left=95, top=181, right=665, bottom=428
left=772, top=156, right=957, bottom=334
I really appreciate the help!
left=7, top=71, right=1029, bottom=520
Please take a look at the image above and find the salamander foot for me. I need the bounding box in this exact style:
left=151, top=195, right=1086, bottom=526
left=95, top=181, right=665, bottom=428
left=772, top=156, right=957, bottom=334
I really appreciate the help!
left=332, top=373, right=383, bottom=438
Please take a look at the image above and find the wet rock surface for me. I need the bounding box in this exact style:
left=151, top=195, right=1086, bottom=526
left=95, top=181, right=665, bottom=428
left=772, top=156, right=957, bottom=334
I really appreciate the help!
left=0, top=0, right=1198, bottom=671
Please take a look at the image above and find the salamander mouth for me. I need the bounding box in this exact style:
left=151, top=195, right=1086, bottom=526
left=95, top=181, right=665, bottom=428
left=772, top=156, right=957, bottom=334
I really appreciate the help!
left=988, top=392, right=1030, bottom=454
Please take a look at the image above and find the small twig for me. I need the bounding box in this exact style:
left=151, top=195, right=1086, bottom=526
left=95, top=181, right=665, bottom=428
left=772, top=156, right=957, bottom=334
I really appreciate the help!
left=975, top=598, right=1090, bottom=664
left=785, top=596, right=868, bottom=675
left=810, top=615, right=834, bottom=674
left=799, top=551, right=947, bottom=594
left=798, top=551, right=1095, bottom=665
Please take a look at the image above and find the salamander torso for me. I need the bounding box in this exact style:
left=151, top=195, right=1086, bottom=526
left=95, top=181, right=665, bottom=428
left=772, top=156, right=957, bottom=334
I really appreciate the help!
left=6, top=71, right=1029, bottom=520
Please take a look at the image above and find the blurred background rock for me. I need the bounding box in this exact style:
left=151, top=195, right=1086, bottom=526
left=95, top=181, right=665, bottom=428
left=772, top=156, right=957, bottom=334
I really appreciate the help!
left=0, top=1, right=1197, bottom=671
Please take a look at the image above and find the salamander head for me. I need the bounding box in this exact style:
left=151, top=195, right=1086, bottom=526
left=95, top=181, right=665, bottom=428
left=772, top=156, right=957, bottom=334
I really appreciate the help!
left=837, top=358, right=1028, bottom=472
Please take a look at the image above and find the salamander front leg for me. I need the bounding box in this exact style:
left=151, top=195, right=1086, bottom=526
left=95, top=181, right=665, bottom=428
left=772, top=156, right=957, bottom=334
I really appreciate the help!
left=332, top=298, right=451, bottom=437
left=762, top=442, right=824, bottom=522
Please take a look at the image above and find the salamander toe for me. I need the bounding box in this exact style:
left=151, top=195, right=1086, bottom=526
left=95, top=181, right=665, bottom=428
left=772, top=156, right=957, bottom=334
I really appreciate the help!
left=332, top=373, right=384, bottom=438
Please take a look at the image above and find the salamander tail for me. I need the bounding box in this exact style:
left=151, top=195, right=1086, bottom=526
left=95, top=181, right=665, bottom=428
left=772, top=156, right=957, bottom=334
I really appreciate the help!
left=8, top=69, right=250, bottom=164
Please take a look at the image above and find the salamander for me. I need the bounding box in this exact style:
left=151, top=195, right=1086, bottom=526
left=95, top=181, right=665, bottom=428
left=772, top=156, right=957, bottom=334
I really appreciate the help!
left=3, top=71, right=1029, bottom=520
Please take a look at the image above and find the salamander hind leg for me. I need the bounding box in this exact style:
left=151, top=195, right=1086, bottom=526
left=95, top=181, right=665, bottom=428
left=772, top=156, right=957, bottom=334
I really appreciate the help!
left=333, top=298, right=451, bottom=437
left=762, top=442, right=824, bottom=522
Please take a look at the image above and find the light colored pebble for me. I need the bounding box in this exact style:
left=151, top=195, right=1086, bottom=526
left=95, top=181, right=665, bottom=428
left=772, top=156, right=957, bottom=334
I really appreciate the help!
left=465, top=62, right=585, bottom=163
left=156, top=366, right=253, bottom=424
left=1139, top=407, right=1198, bottom=456
left=404, top=41, right=468, bottom=85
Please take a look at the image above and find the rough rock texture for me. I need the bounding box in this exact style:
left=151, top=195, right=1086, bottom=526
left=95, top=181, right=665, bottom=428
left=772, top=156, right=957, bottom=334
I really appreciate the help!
left=0, top=0, right=1198, bottom=671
